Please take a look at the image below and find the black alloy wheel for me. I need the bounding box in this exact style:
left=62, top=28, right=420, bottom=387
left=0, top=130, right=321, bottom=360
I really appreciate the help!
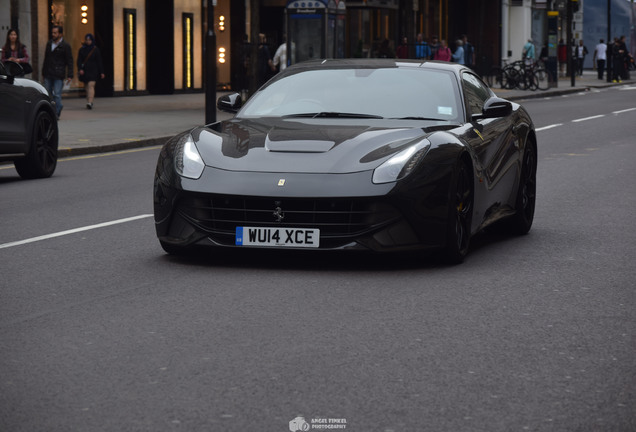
left=444, top=159, right=473, bottom=264
left=14, top=110, right=58, bottom=179
left=509, top=143, right=537, bottom=235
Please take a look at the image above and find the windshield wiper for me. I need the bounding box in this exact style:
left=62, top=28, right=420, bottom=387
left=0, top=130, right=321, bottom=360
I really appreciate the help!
left=283, top=112, right=384, bottom=119
left=391, top=116, right=447, bottom=121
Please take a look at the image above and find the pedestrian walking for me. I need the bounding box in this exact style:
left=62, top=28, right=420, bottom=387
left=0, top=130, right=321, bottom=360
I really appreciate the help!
left=558, top=38, right=567, bottom=77
left=430, top=35, right=440, bottom=60
left=575, top=40, right=588, bottom=76
left=452, top=39, right=465, bottom=65
left=433, top=39, right=451, bottom=61
left=414, top=33, right=431, bottom=60
left=396, top=36, right=409, bottom=59
left=42, top=25, right=73, bottom=119
left=272, top=34, right=288, bottom=72
left=539, top=43, right=548, bottom=67
left=611, top=36, right=626, bottom=83
left=257, top=33, right=275, bottom=87
left=77, top=33, right=104, bottom=109
left=593, top=38, right=607, bottom=80
left=2, top=28, right=31, bottom=73
left=522, top=39, right=535, bottom=66
left=462, top=34, right=475, bottom=69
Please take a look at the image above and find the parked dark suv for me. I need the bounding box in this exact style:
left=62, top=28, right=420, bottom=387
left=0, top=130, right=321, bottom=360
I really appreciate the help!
left=0, top=60, right=58, bottom=179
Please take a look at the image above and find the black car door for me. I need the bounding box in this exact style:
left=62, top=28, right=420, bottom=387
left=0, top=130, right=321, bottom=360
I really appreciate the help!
left=0, top=62, right=28, bottom=153
left=461, top=71, right=520, bottom=211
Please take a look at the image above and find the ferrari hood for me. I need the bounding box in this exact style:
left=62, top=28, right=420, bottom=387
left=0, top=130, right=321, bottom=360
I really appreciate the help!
left=191, top=117, right=432, bottom=174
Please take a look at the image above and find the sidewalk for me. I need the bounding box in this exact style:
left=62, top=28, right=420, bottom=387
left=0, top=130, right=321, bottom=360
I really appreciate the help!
left=56, top=92, right=234, bottom=157
left=55, top=70, right=633, bottom=158
left=493, top=69, right=633, bottom=101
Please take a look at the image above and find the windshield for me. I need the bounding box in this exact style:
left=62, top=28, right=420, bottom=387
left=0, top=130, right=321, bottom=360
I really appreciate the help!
left=238, top=66, right=463, bottom=123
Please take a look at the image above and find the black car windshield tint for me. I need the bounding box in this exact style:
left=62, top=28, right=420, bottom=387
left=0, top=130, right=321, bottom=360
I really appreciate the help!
left=238, top=68, right=462, bottom=123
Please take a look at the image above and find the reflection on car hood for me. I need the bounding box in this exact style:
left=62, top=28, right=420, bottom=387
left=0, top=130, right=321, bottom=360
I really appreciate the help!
left=193, top=117, right=434, bottom=174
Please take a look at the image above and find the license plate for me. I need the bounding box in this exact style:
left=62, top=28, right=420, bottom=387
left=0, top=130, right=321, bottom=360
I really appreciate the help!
left=236, top=227, right=320, bottom=248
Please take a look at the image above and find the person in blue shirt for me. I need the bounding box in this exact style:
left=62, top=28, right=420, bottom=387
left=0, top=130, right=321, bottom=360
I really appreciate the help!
left=523, top=39, right=536, bottom=65
left=415, top=33, right=431, bottom=60
left=452, top=40, right=465, bottom=65
left=462, top=34, right=475, bottom=69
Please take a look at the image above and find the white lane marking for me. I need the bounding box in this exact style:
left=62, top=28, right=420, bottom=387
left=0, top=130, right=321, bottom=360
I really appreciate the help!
left=0, top=214, right=153, bottom=249
left=572, top=115, right=605, bottom=123
left=612, top=107, right=636, bottom=115
left=536, top=124, right=563, bottom=132
left=537, top=108, right=635, bottom=131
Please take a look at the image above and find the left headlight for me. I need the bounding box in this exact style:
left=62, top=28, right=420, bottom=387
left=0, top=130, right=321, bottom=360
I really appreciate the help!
left=174, top=133, right=205, bottom=179
left=372, top=138, right=431, bottom=184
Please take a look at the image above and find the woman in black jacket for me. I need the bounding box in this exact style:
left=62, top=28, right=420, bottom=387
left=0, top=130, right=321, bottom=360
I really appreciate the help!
left=77, top=33, right=104, bottom=109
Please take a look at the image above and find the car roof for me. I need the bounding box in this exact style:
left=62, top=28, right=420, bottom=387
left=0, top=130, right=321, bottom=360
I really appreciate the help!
left=283, top=58, right=470, bottom=74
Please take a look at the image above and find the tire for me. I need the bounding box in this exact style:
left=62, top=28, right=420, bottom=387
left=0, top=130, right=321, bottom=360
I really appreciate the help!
left=504, top=68, right=521, bottom=89
left=506, top=143, right=537, bottom=235
left=526, top=71, right=539, bottom=91
left=14, top=110, right=58, bottom=179
left=444, top=159, right=473, bottom=264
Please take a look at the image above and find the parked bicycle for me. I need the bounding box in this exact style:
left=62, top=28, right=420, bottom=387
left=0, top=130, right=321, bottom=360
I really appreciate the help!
left=485, top=59, right=554, bottom=91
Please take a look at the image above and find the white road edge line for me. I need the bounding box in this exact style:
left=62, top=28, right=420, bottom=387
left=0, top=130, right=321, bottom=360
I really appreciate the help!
left=572, top=115, right=605, bottom=123
left=0, top=214, right=153, bottom=249
left=612, top=107, right=636, bottom=115
left=536, top=124, right=563, bottom=131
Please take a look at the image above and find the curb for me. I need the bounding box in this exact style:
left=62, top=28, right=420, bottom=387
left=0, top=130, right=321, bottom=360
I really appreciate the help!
left=57, top=136, right=173, bottom=158
left=505, top=86, right=590, bottom=101
left=502, top=78, right=632, bottom=101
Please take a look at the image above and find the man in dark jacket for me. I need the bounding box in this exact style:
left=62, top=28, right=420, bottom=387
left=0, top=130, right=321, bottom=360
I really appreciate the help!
left=42, top=25, right=73, bottom=119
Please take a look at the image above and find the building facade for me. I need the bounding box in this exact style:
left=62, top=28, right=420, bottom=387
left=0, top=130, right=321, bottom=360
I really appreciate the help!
left=3, top=0, right=575, bottom=97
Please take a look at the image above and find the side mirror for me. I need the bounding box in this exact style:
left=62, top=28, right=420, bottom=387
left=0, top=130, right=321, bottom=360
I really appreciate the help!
left=1, top=60, right=24, bottom=78
left=478, top=97, right=512, bottom=119
left=217, top=93, right=243, bottom=113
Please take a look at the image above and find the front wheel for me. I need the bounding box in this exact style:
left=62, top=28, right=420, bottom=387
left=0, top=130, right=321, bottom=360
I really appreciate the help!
left=14, top=110, right=58, bottom=179
left=443, top=159, right=473, bottom=264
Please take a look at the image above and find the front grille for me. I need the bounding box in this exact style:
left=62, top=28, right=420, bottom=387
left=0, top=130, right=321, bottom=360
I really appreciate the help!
left=178, top=193, right=400, bottom=238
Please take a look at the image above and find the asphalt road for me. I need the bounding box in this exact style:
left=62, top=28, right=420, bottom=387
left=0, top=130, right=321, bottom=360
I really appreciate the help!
left=1, top=85, right=635, bottom=432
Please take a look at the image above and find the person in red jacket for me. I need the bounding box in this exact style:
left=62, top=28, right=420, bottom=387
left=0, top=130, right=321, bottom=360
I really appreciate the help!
left=557, top=38, right=567, bottom=77
left=434, top=39, right=452, bottom=61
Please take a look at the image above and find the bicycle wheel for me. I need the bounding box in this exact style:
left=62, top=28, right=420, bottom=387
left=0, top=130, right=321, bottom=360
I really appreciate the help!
left=504, top=68, right=521, bottom=89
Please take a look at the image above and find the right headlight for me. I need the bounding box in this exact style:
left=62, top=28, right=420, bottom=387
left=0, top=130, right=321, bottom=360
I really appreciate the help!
left=372, top=138, right=431, bottom=184
left=174, top=133, right=205, bottom=180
